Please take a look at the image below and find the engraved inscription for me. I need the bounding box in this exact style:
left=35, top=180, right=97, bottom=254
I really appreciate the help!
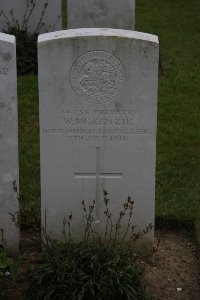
left=43, top=128, right=153, bottom=142
left=42, top=108, right=153, bottom=143
left=0, top=67, right=8, bottom=76
left=70, top=51, right=125, bottom=104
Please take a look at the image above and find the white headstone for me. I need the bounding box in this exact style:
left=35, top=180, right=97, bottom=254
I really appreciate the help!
left=0, top=33, right=19, bottom=253
left=67, top=0, right=135, bottom=30
left=38, top=28, right=159, bottom=255
left=0, top=0, right=62, bottom=33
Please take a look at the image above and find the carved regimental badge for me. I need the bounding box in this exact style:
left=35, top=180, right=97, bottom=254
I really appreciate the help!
left=70, top=51, right=125, bottom=104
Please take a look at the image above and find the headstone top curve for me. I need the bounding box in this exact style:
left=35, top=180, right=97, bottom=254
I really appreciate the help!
left=0, top=33, right=15, bottom=44
left=38, top=28, right=159, bottom=44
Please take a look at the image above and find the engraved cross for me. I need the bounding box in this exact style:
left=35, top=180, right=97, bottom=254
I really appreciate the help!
left=74, top=147, right=122, bottom=220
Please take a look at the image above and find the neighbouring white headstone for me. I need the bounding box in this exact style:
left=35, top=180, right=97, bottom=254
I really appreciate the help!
left=67, top=0, right=135, bottom=30
left=38, top=28, right=159, bottom=255
left=0, top=33, right=19, bottom=253
left=0, top=0, right=62, bottom=33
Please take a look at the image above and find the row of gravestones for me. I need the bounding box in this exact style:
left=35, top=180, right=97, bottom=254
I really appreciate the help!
left=0, top=0, right=135, bottom=32
left=0, top=1, right=159, bottom=257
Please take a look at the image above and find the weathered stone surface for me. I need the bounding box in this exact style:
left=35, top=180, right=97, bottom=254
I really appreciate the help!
left=38, top=28, right=159, bottom=255
left=0, top=33, right=19, bottom=253
left=67, top=0, right=135, bottom=30
left=0, top=0, right=62, bottom=33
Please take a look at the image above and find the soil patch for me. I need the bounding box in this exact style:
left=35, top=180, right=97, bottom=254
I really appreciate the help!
left=145, top=229, right=200, bottom=300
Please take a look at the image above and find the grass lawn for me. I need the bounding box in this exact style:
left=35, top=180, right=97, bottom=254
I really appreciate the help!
left=18, top=76, right=40, bottom=223
left=136, top=0, right=200, bottom=224
left=18, top=0, right=200, bottom=228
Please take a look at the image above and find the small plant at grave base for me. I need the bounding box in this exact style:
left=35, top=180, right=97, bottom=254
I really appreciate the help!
left=0, top=182, right=21, bottom=296
left=26, top=192, right=153, bottom=300
left=0, top=243, right=11, bottom=299
left=0, top=0, right=60, bottom=75
left=0, top=232, right=21, bottom=298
